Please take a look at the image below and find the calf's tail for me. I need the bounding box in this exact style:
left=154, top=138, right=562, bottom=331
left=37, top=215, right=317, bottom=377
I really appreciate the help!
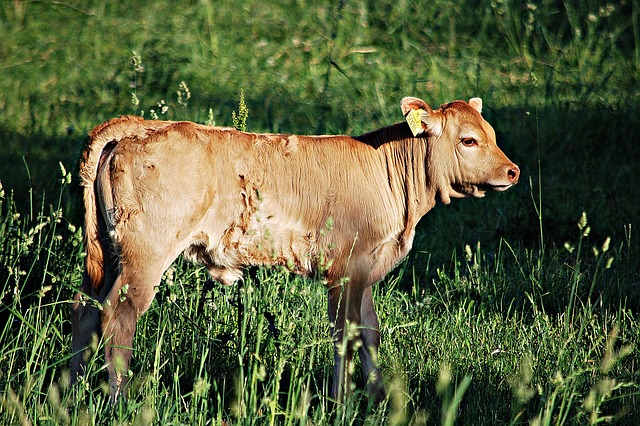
left=79, top=115, right=150, bottom=292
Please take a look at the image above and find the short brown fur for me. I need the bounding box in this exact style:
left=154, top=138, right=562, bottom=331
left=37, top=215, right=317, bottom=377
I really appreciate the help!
left=71, top=97, right=519, bottom=403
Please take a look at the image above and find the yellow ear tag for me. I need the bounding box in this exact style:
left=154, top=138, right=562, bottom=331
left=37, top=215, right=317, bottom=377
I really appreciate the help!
left=406, top=109, right=424, bottom=136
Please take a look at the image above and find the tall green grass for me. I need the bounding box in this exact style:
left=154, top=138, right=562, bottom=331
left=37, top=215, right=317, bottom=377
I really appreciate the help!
left=0, top=171, right=638, bottom=424
left=1, top=0, right=639, bottom=424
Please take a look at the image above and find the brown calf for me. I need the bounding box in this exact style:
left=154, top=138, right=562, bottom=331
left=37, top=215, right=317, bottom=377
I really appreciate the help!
left=71, top=96, right=519, bottom=402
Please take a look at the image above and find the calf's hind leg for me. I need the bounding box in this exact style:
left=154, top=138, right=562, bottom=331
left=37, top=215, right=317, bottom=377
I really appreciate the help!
left=101, top=262, right=164, bottom=401
left=70, top=273, right=102, bottom=382
left=71, top=249, right=119, bottom=383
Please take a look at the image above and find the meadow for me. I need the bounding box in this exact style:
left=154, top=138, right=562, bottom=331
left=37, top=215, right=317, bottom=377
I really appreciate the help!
left=1, top=0, right=639, bottom=424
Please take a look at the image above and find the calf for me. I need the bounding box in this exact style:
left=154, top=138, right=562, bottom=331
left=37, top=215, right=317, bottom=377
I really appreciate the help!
left=71, top=96, right=519, bottom=402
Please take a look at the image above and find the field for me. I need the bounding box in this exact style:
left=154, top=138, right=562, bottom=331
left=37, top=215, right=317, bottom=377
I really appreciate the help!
left=1, top=0, right=639, bottom=424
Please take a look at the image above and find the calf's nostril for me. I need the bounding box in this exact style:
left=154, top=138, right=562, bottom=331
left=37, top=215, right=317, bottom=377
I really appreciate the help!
left=507, top=165, right=520, bottom=182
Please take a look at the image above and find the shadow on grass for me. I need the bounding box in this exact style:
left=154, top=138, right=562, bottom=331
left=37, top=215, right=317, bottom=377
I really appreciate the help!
left=2, top=99, right=639, bottom=305
left=0, top=124, right=85, bottom=223
left=408, top=103, right=640, bottom=313
left=1, top=100, right=638, bottom=345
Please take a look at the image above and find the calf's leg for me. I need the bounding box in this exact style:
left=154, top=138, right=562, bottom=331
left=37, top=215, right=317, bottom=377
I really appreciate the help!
left=327, top=283, right=363, bottom=402
left=101, top=263, right=162, bottom=401
left=70, top=250, right=118, bottom=383
left=359, top=286, right=385, bottom=403
left=70, top=273, right=102, bottom=382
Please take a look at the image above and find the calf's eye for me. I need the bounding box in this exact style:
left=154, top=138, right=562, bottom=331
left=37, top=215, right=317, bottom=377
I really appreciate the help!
left=461, top=137, right=477, bottom=146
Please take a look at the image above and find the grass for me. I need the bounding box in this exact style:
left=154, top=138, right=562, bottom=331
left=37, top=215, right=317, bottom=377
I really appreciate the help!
left=1, top=178, right=637, bottom=424
left=1, top=0, right=639, bottom=424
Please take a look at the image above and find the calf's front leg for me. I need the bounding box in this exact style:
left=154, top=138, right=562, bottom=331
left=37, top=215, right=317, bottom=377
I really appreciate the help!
left=327, top=282, right=366, bottom=402
left=359, top=286, right=385, bottom=403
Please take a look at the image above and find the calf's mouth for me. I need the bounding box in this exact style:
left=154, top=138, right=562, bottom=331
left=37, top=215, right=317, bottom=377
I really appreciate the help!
left=452, top=181, right=516, bottom=198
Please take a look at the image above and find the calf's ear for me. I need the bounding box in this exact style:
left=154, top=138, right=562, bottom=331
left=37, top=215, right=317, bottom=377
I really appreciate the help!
left=400, top=97, right=444, bottom=137
left=468, top=97, right=483, bottom=114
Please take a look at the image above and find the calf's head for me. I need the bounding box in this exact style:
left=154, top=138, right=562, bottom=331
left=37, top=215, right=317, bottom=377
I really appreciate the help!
left=401, top=96, right=520, bottom=203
